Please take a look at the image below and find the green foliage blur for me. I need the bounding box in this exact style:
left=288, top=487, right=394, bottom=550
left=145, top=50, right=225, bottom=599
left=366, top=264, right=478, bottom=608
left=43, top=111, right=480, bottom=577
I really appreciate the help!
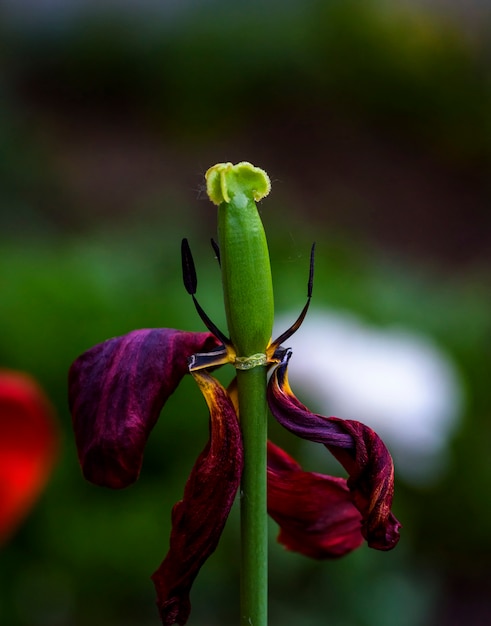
left=1, top=1, right=491, bottom=625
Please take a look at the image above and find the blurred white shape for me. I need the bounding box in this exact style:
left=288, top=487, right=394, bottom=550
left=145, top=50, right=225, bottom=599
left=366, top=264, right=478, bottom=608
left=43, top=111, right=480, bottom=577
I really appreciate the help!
left=274, top=309, right=463, bottom=485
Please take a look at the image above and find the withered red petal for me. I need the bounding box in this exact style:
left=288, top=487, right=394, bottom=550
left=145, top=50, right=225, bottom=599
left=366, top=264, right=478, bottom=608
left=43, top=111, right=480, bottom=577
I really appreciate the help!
left=68, top=329, right=219, bottom=488
left=152, top=370, right=243, bottom=626
left=267, top=441, right=363, bottom=559
left=268, top=360, right=401, bottom=551
left=326, top=418, right=402, bottom=550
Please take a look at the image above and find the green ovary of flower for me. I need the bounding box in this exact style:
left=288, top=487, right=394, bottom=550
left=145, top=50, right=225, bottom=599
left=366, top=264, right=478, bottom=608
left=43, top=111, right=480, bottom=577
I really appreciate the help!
left=206, top=162, right=274, bottom=356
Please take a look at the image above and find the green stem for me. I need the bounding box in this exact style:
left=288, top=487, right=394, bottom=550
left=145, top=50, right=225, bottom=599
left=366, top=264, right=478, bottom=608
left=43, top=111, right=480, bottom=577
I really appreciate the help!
left=237, top=366, right=268, bottom=626
left=206, top=161, right=273, bottom=626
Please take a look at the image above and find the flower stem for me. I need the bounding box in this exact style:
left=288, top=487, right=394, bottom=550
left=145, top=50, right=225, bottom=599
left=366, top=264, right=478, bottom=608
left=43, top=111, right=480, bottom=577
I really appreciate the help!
left=237, top=366, right=268, bottom=626
left=206, top=162, right=273, bottom=626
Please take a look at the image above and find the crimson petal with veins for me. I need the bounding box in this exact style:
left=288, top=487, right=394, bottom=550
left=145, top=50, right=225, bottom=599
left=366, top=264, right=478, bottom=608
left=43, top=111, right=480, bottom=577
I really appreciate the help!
left=69, top=329, right=219, bottom=488
left=267, top=356, right=401, bottom=551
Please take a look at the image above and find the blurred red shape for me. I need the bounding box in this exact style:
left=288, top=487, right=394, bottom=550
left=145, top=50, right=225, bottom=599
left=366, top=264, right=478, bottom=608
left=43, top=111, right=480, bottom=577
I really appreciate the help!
left=0, top=370, right=58, bottom=544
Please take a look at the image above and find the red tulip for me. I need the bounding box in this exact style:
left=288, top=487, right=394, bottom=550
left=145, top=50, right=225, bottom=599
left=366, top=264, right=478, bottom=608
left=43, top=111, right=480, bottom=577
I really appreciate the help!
left=0, top=370, right=58, bottom=544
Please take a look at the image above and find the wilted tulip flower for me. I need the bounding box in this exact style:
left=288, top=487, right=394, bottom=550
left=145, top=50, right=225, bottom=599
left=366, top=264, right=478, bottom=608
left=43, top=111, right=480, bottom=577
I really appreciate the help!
left=69, top=162, right=401, bottom=626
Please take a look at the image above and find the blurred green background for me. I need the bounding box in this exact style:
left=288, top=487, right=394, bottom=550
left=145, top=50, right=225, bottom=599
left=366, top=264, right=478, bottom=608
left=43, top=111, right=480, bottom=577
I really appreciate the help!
left=1, top=0, right=491, bottom=624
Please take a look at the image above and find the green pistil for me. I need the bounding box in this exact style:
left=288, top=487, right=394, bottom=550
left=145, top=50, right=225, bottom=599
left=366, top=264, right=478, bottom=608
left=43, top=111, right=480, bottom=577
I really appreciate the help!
left=206, top=162, right=273, bottom=626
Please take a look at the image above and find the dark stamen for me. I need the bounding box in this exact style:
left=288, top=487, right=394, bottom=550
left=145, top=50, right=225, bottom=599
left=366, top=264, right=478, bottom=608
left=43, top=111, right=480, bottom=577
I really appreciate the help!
left=211, top=238, right=221, bottom=266
left=181, top=238, right=197, bottom=295
left=270, top=243, right=316, bottom=349
left=308, top=242, right=315, bottom=298
left=181, top=238, right=230, bottom=346
left=191, top=295, right=230, bottom=345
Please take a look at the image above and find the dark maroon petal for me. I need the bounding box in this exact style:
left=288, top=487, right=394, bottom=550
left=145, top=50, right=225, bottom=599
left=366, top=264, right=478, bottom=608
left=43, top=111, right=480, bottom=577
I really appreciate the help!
left=326, top=418, right=401, bottom=550
left=68, top=329, right=219, bottom=488
left=267, top=441, right=363, bottom=559
left=268, top=357, right=401, bottom=551
left=151, top=370, right=243, bottom=626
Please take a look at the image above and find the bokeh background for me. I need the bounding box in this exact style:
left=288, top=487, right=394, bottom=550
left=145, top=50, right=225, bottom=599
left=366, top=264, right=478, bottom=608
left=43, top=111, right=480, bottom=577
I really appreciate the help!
left=1, top=0, right=491, bottom=624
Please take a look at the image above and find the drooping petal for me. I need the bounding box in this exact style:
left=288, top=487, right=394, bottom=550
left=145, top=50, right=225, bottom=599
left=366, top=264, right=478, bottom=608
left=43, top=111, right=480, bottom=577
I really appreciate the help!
left=267, top=441, right=363, bottom=558
left=0, top=370, right=58, bottom=544
left=68, top=329, right=220, bottom=489
left=268, top=354, right=401, bottom=551
left=229, top=376, right=362, bottom=558
left=151, top=370, right=243, bottom=626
